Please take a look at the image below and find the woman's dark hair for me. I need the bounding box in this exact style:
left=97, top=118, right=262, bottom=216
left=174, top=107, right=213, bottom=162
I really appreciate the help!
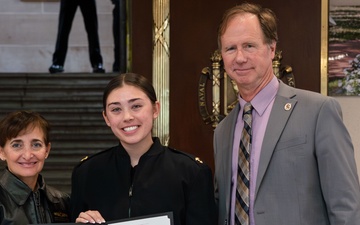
left=102, top=73, right=158, bottom=113
left=0, top=110, right=51, bottom=147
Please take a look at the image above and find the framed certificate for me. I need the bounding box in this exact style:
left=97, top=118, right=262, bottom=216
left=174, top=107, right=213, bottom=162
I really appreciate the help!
left=31, top=212, right=174, bottom=225
left=107, top=212, right=174, bottom=225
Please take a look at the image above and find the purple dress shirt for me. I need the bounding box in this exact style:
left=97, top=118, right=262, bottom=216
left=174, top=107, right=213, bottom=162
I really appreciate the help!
left=230, top=76, right=279, bottom=225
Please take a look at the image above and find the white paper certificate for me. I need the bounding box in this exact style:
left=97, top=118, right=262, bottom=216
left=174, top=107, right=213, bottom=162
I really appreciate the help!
left=30, top=212, right=174, bottom=225
left=107, top=212, right=173, bottom=225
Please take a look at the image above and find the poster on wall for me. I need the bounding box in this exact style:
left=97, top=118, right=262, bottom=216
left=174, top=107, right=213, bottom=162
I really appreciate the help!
left=328, top=0, right=360, bottom=96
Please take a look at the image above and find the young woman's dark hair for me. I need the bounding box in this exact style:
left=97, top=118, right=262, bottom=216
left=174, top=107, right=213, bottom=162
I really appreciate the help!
left=102, top=73, right=158, bottom=114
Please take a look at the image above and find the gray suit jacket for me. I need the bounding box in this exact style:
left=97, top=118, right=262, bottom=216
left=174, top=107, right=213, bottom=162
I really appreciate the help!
left=214, top=81, right=360, bottom=225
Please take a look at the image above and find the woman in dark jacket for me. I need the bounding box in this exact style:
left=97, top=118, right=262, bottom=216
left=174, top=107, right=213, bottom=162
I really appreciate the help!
left=71, top=73, right=217, bottom=225
left=0, top=111, right=70, bottom=224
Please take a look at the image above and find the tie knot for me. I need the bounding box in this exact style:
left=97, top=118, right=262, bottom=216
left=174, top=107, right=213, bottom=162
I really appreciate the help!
left=243, top=103, right=253, bottom=116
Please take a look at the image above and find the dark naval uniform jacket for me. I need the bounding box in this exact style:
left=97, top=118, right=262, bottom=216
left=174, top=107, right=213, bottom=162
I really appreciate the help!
left=0, top=169, right=70, bottom=224
left=71, top=137, right=217, bottom=225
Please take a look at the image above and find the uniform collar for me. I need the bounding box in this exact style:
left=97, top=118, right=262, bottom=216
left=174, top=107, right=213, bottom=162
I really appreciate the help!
left=117, top=137, right=165, bottom=157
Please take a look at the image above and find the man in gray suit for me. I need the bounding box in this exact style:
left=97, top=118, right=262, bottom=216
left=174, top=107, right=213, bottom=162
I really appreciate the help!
left=213, top=3, right=360, bottom=225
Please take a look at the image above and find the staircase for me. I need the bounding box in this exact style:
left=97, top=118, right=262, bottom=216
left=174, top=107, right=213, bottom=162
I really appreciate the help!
left=0, top=73, right=119, bottom=193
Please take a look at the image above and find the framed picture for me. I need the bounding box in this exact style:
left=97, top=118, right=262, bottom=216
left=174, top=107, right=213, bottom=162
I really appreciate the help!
left=321, top=0, right=360, bottom=96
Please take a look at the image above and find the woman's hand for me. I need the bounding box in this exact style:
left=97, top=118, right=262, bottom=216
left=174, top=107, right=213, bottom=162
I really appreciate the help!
left=75, top=210, right=106, bottom=224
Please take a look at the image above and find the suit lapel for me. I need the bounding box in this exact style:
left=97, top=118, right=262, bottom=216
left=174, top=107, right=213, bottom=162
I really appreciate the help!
left=255, top=83, right=297, bottom=195
left=222, top=104, right=240, bottom=209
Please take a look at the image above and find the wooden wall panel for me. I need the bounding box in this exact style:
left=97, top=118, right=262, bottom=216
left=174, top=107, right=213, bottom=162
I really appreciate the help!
left=131, top=0, right=153, bottom=82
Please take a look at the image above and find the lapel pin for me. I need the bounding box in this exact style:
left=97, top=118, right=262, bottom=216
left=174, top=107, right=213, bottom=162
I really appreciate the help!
left=284, top=103, right=292, bottom=111
left=195, top=157, right=203, bottom=164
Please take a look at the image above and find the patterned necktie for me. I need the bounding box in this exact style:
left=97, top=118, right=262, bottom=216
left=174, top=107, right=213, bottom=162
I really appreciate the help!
left=235, top=102, right=253, bottom=225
